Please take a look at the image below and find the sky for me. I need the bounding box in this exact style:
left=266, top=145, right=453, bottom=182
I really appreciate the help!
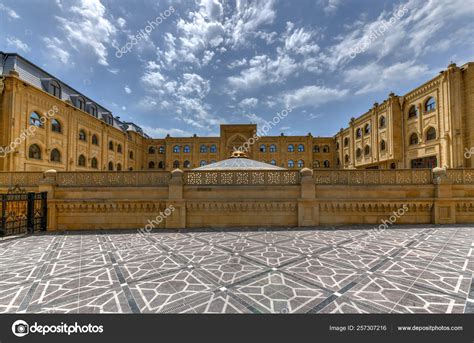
left=0, top=0, right=473, bottom=138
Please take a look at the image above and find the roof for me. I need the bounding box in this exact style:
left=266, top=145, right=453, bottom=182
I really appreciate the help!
left=193, top=157, right=286, bottom=171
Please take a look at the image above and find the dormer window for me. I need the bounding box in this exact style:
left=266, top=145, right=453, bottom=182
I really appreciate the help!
left=90, top=105, right=98, bottom=117
left=77, top=97, right=86, bottom=111
left=50, top=80, right=61, bottom=98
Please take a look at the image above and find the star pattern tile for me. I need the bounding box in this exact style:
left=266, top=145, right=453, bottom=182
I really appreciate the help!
left=0, top=225, right=472, bottom=313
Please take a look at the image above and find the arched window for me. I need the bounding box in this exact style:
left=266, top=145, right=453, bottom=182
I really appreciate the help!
left=210, top=144, right=217, bottom=153
left=313, top=145, right=320, bottom=153
left=108, top=161, right=114, bottom=171
left=158, top=161, right=164, bottom=169
left=336, top=142, right=339, bottom=150
left=270, top=159, right=276, bottom=165
left=297, top=160, right=304, bottom=168
left=288, top=144, right=294, bottom=152
left=364, top=145, right=370, bottom=156
left=408, top=105, right=418, bottom=118
left=425, top=97, right=436, bottom=112
left=116, top=163, right=122, bottom=171
left=51, top=119, right=61, bottom=133
left=344, top=137, right=349, bottom=147
left=173, top=160, right=179, bottom=168
left=269, top=144, right=277, bottom=153
left=148, top=146, right=156, bottom=154
left=173, top=145, right=180, bottom=153
left=323, top=160, right=330, bottom=168
left=28, top=144, right=42, bottom=159
left=91, top=158, right=98, bottom=169
left=200, top=145, right=207, bottom=153
left=344, top=155, right=349, bottom=163
left=379, top=116, right=386, bottom=128
left=117, top=144, right=123, bottom=153
left=426, top=127, right=436, bottom=141
left=380, top=140, right=386, bottom=151
left=79, top=129, right=86, bottom=141
left=30, top=112, right=43, bottom=127
left=183, top=145, right=190, bottom=153
left=288, top=160, right=294, bottom=168
left=50, top=80, right=61, bottom=98
left=159, top=146, right=165, bottom=154
left=109, top=141, right=114, bottom=150
left=409, top=133, right=419, bottom=145
left=337, top=158, right=340, bottom=166
left=323, top=145, right=330, bottom=153
left=183, top=160, right=191, bottom=168
left=129, top=151, right=134, bottom=159
left=50, top=148, right=61, bottom=162
left=129, top=167, right=133, bottom=171
left=356, top=128, right=362, bottom=138
left=313, top=160, right=320, bottom=168
left=356, top=148, right=362, bottom=158
left=297, top=144, right=305, bottom=152
left=260, top=144, right=266, bottom=152
left=92, top=135, right=99, bottom=145
left=364, top=123, right=370, bottom=135
left=78, top=155, right=86, bottom=166
left=148, top=161, right=155, bottom=169
left=200, top=160, right=206, bottom=167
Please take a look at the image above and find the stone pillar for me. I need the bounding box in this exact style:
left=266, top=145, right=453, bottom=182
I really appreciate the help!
left=166, top=169, right=186, bottom=228
left=432, top=167, right=456, bottom=224
left=298, top=168, right=319, bottom=226
left=38, top=169, right=58, bottom=231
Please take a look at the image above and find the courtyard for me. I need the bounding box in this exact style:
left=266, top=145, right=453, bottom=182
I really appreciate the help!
left=0, top=225, right=473, bottom=314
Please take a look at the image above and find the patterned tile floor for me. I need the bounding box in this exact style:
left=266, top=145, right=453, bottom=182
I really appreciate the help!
left=0, top=225, right=473, bottom=314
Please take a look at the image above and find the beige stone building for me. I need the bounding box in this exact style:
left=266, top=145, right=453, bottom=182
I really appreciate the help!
left=0, top=52, right=473, bottom=172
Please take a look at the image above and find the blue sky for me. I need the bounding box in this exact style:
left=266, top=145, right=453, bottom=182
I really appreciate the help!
left=1, top=0, right=473, bottom=137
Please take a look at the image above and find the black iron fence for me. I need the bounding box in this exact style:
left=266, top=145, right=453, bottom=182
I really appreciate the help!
left=0, top=186, right=47, bottom=237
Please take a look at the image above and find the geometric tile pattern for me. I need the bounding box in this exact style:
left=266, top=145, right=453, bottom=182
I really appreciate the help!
left=0, top=225, right=472, bottom=313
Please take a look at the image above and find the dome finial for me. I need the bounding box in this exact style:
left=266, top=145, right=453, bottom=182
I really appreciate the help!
left=230, top=150, right=248, bottom=158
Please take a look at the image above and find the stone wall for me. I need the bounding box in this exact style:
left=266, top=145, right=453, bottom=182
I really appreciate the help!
left=1, top=168, right=473, bottom=230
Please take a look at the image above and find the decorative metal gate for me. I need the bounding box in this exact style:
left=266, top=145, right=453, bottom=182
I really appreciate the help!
left=0, top=185, right=47, bottom=237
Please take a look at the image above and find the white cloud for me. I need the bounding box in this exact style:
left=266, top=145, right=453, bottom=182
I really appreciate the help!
left=228, top=53, right=299, bottom=90
left=6, top=36, right=30, bottom=52
left=43, top=37, right=71, bottom=64
left=283, top=85, right=349, bottom=108
left=140, top=61, right=220, bottom=130
left=56, top=0, right=118, bottom=66
left=344, top=61, right=431, bottom=95
left=239, top=97, right=259, bottom=108
left=117, top=17, right=126, bottom=28
left=124, top=85, right=132, bottom=94
left=228, top=58, right=248, bottom=69
left=228, top=0, right=277, bottom=47
left=321, top=0, right=342, bottom=15
left=317, top=0, right=474, bottom=71
left=0, top=3, right=20, bottom=19
left=282, top=22, right=320, bottom=55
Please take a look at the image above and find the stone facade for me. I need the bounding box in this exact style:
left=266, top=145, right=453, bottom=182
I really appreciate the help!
left=0, top=53, right=473, bottom=172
